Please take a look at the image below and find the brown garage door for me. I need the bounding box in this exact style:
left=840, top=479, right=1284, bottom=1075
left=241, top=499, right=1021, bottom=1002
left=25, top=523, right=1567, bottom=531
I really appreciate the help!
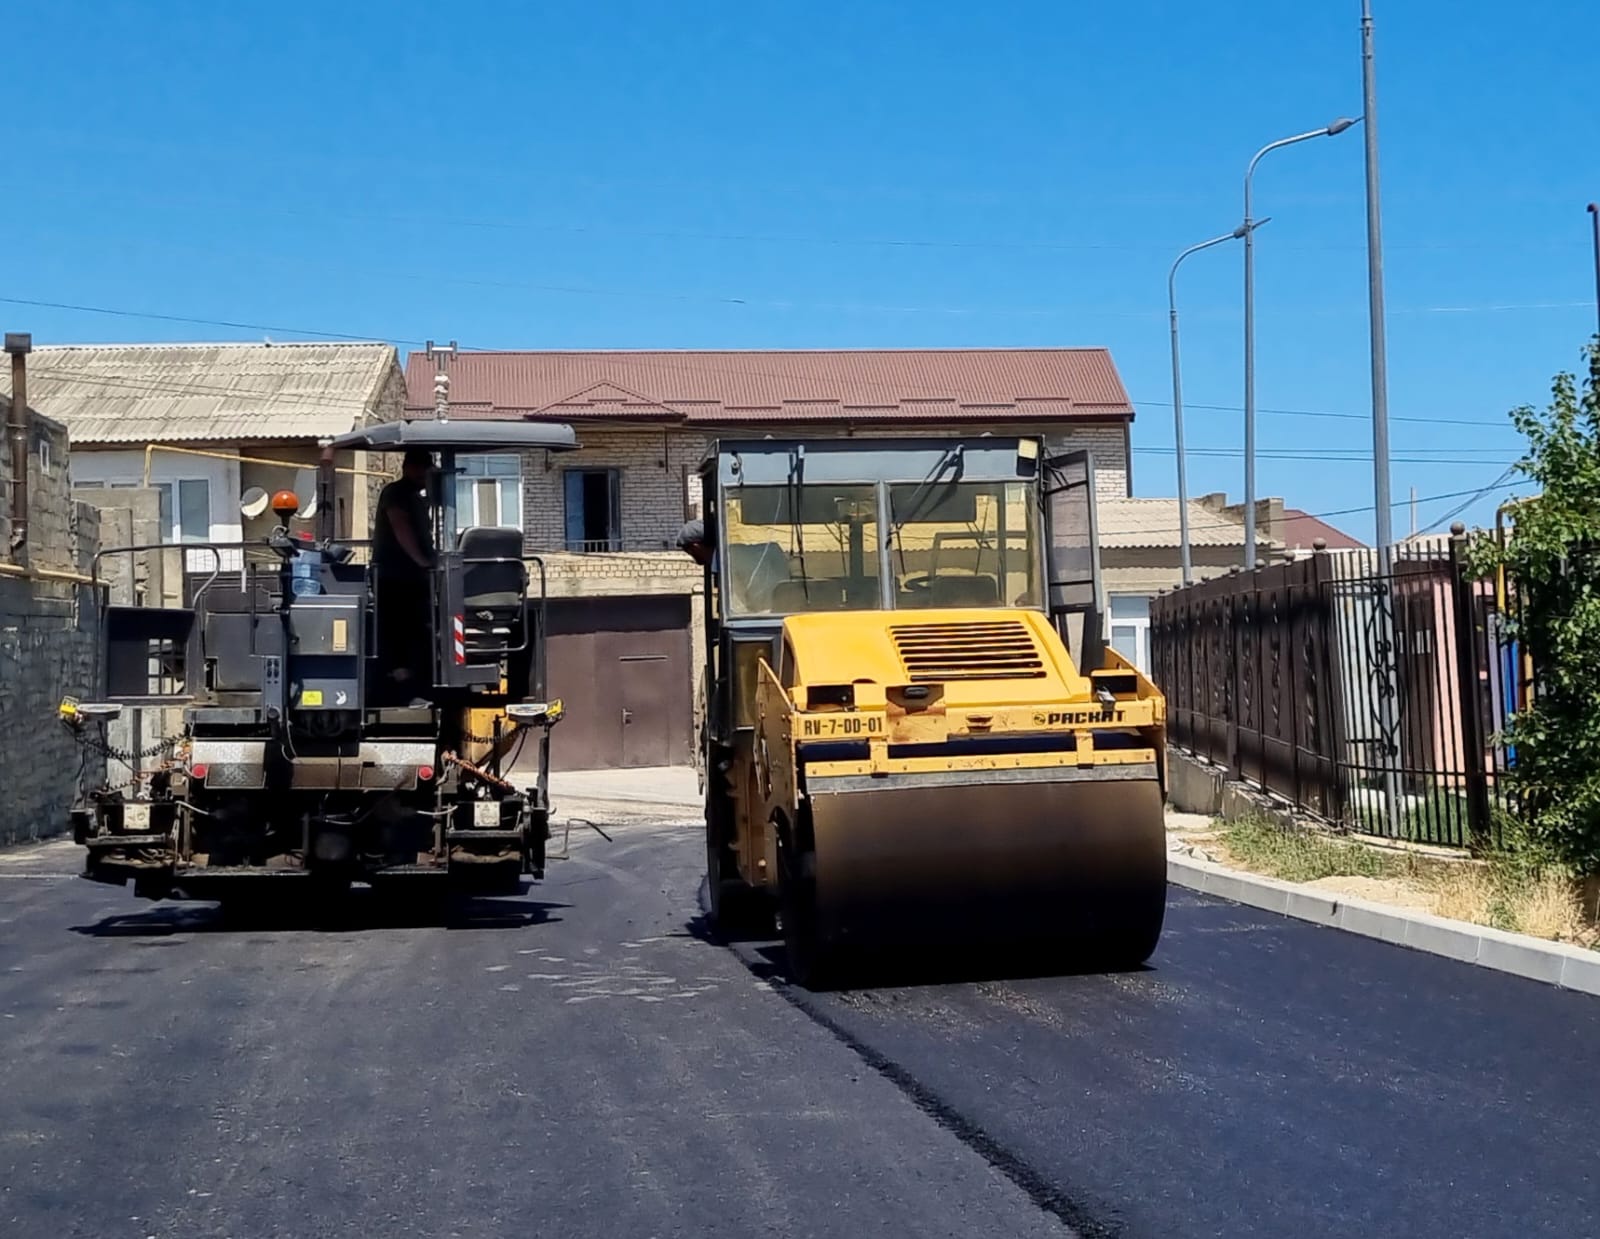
left=539, top=596, right=693, bottom=771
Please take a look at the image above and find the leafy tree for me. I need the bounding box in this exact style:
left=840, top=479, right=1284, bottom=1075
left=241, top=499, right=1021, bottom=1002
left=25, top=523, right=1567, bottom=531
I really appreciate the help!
left=1466, top=341, right=1600, bottom=873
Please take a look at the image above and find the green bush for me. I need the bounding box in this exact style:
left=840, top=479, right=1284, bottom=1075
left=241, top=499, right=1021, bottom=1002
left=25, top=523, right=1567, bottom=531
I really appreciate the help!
left=1464, top=341, right=1600, bottom=875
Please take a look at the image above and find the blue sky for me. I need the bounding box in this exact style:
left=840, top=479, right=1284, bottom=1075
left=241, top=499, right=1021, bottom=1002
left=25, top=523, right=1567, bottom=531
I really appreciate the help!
left=10, top=0, right=1598, bottom=540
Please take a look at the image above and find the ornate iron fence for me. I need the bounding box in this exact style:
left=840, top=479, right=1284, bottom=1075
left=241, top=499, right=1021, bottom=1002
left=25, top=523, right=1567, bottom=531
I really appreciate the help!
left=1151, top=535, right=1514, bottom=847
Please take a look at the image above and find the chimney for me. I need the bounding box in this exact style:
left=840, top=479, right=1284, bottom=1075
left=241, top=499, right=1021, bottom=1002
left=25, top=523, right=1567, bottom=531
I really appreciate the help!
left=5, top=332, right=31, bottom=566
left=1258, top=496, right=1284, bottom=548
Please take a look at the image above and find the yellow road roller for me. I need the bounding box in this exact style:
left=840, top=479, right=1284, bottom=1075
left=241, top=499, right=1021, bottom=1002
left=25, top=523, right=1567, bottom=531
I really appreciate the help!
left=694, top=435, right=1167, bottom=987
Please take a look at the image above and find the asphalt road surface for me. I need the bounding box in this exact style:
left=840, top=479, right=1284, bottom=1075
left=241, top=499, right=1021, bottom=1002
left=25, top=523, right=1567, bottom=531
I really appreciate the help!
left=3, top=817, right=1597, bottom=1239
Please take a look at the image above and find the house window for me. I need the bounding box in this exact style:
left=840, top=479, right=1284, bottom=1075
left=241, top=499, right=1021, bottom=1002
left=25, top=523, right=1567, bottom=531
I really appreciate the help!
left=75, top=478, right=208, bottom=543
left=1109, top=594, right=1152, bottom=675
left=176, top=479, right=210, bottom=544
left=455, top=454, right=522, bottom=531
left=563, top=468, right=622, bottom=551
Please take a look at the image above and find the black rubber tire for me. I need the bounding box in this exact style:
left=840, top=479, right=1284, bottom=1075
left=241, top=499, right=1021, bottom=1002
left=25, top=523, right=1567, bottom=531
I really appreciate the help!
left=777, top=839, right=838, bottom=991
left=704, top=780, right=774, bottom=937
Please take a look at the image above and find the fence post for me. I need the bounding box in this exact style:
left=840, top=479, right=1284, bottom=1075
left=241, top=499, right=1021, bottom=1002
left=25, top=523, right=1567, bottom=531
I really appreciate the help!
left=1449, top=525, right=1494, bottom=850
left=1226, top=567, right=1242, bottom=779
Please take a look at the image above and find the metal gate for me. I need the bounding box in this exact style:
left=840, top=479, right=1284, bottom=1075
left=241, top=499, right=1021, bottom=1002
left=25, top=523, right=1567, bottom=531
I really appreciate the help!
left=1151, top=536, right=1510, bottom=847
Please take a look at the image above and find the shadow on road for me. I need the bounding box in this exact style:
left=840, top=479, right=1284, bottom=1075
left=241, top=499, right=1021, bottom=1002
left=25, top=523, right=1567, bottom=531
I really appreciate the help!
left=70, top=889, right=569, bottom=938
left=685, top=878, right=1153, bottom=993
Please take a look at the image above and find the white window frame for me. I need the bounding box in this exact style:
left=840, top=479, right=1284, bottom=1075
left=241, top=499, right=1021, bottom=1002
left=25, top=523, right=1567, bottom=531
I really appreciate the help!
left=68, top=448, right=240, bottom=571
left=453, top=453, right=523, bottom=533
left=1108, top=594, right=1153, bottom=675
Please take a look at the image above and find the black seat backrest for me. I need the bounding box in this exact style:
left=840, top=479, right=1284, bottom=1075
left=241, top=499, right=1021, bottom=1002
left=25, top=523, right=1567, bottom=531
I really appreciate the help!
left=459, top=527, right=527, bottom=608
left=929, top=573, right=999, bottom=607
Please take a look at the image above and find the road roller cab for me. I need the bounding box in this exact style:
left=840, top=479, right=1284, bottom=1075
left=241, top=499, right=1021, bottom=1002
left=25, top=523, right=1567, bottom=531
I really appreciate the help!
left=695, top=436, right=1168, bottom=986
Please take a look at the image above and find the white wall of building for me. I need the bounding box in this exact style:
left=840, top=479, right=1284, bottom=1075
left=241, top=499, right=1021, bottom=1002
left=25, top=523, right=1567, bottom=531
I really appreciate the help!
left=70, top=446, right=243, bottom=570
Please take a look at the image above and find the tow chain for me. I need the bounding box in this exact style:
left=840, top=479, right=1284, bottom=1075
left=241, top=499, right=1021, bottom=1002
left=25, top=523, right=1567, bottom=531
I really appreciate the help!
left=62, top=722, right=186, bottom=765
left=460, top=723, right=522, bottom=747
left=439, top=750, right=517, bottom=793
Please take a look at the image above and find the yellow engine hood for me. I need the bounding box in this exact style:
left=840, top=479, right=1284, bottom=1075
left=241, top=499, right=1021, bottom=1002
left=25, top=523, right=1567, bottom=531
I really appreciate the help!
left=780, top=608, right=1093, bottom=707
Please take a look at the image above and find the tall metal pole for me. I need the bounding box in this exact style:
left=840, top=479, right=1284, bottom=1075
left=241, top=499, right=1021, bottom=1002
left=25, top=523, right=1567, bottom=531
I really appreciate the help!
left=1362, top=0, right=1393, bottom=550
left=1242, top=120, right=1357, bottom=569
left=1587, top=202, right=1600, bottom=339
left=1361, top=1, right=1402, bottom=838
left=1169, top=226, right=1251, bottom=586
left=1242, top=171, right=1258, bottom=570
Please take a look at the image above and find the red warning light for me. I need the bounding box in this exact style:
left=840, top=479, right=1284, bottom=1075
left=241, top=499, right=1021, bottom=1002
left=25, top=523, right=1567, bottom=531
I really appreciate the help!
left=190, top=763, right=209, bottom=781
left=418, top=764, right=435, bottom=782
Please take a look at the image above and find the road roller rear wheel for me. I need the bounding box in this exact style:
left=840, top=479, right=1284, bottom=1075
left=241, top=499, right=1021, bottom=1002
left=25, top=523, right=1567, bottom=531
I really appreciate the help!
left=707, top=834, right=774, bottom=937
left=705, top=782, right=774, bottom=937
left=778, top=835, right=838, bottom=990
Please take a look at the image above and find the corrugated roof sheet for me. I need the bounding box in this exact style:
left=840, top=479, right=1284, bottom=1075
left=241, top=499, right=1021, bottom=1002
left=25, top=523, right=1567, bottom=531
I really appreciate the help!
left=1099, top=498, right=1271, bottom=548
left=403, top=348, right=1133, bottom=425
left=0, top=343, right=399, bottom=444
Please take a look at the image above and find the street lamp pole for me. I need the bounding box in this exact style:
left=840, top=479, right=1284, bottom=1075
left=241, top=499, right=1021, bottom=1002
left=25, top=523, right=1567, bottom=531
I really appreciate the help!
left=1362, top=0, right=1394, bottom=550
left=1169, top=224, right=1252, bottom=586
left=1587, top=202, right=1600, bottom=339
left=1242, top=117, right=1359, bottom=568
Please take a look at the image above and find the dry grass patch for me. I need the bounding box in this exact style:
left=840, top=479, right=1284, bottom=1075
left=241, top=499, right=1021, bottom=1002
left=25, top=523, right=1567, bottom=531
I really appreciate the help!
left=1213, top=818, right=1599, bottom=949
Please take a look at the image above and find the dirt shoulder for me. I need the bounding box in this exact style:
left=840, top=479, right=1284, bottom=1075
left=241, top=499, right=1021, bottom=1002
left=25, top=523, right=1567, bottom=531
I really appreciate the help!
left=1167, top=812, right=1599, bottom=950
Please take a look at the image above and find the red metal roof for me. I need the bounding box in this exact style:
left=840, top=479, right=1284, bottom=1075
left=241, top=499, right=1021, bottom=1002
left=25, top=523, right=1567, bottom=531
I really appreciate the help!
left=1281, top=509, right=1365, bottom=550
left=403, top=348, right=1133, bottom=426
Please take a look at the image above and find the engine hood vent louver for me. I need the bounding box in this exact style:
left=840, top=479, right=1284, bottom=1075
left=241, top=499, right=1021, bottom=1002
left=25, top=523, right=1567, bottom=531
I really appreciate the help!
left=888, top=620, right=1046, bottom=682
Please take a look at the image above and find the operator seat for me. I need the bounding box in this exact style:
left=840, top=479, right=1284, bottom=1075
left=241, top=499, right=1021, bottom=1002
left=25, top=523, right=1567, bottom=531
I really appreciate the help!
left=458, top=526, right=529, bottom=661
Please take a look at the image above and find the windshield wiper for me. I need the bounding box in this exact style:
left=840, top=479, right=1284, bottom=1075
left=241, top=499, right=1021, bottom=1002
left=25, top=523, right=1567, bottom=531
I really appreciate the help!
left=788, top=446, right=809, bottom=600
left=892, top=444, right=965, bottom=578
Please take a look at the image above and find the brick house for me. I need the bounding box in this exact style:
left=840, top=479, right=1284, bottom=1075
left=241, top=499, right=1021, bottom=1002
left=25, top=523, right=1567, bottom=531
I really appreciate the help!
left=405, top=347, right=1139, bottom=772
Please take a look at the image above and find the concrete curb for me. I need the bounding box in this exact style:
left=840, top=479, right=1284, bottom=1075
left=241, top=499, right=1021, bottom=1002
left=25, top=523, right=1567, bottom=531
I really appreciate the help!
left=1168, top=853, right=1600, bottom=997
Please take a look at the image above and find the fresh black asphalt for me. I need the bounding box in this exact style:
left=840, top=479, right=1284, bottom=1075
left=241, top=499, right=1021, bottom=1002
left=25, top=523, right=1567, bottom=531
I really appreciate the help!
left=2, top=820, right=1596, bottom=1238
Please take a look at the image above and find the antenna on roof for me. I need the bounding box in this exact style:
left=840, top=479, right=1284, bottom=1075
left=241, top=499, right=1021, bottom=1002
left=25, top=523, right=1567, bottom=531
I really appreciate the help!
left=425, top=339, right=457, bottom=423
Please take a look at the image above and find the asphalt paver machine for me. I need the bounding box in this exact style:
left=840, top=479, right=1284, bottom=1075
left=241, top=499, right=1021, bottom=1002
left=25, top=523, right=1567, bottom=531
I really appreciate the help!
left=62, top=419, right=578, bottom=907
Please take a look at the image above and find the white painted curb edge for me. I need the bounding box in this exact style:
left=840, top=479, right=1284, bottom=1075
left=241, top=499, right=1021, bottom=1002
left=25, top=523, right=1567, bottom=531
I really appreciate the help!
left=1168, top=853, right=1600, bottom=997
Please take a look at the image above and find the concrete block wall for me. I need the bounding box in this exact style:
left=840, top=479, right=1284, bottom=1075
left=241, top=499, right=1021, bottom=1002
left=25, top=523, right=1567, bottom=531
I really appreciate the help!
left=0, top=405, right=107, bottom=846
left=1045, top=425, right=1130, bottom=499
left=0, top=578, right=104, bottom=847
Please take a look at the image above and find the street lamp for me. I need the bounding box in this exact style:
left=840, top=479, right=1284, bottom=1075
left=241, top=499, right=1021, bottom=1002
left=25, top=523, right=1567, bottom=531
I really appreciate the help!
left=1241, top=115, right=1359, bottom=567
left=1169, top=223, right=1253, bottom=585
left=1587, top=202, right=1600, bottom=339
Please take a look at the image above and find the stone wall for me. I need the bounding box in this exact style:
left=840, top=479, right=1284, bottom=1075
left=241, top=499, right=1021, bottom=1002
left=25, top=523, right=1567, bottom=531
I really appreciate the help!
left=1, top=405, right=104, bottom=845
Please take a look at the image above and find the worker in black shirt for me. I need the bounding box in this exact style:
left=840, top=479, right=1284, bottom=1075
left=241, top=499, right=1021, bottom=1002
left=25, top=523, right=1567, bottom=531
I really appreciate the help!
left=373, top=447, right=436, bottom=693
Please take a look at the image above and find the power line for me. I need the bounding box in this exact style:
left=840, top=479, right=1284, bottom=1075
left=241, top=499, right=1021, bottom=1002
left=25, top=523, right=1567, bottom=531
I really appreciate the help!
left=23, top=184, right=1588, bottom=256
left=0, top=296, right=416, bottom=346
left=1417, top=467, right=1520, bottom=535
left=1130, top=398, right=1517, bottom=430
left=1109, top=481, right=1531, bottom=542
left=0, top=294, right=1540, bottom=440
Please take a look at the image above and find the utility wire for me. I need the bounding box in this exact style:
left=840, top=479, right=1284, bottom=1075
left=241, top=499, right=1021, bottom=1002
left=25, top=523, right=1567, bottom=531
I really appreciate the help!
left=0, top=295, right=1537, bottom=438
left=1103, top=481, right=1530, bottom=543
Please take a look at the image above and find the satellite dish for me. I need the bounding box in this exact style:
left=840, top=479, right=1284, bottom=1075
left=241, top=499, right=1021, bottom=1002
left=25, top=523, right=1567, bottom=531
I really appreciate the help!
left=294, top=469, right=318, bottom=519
left=240, top=486, right=269, bottom=519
